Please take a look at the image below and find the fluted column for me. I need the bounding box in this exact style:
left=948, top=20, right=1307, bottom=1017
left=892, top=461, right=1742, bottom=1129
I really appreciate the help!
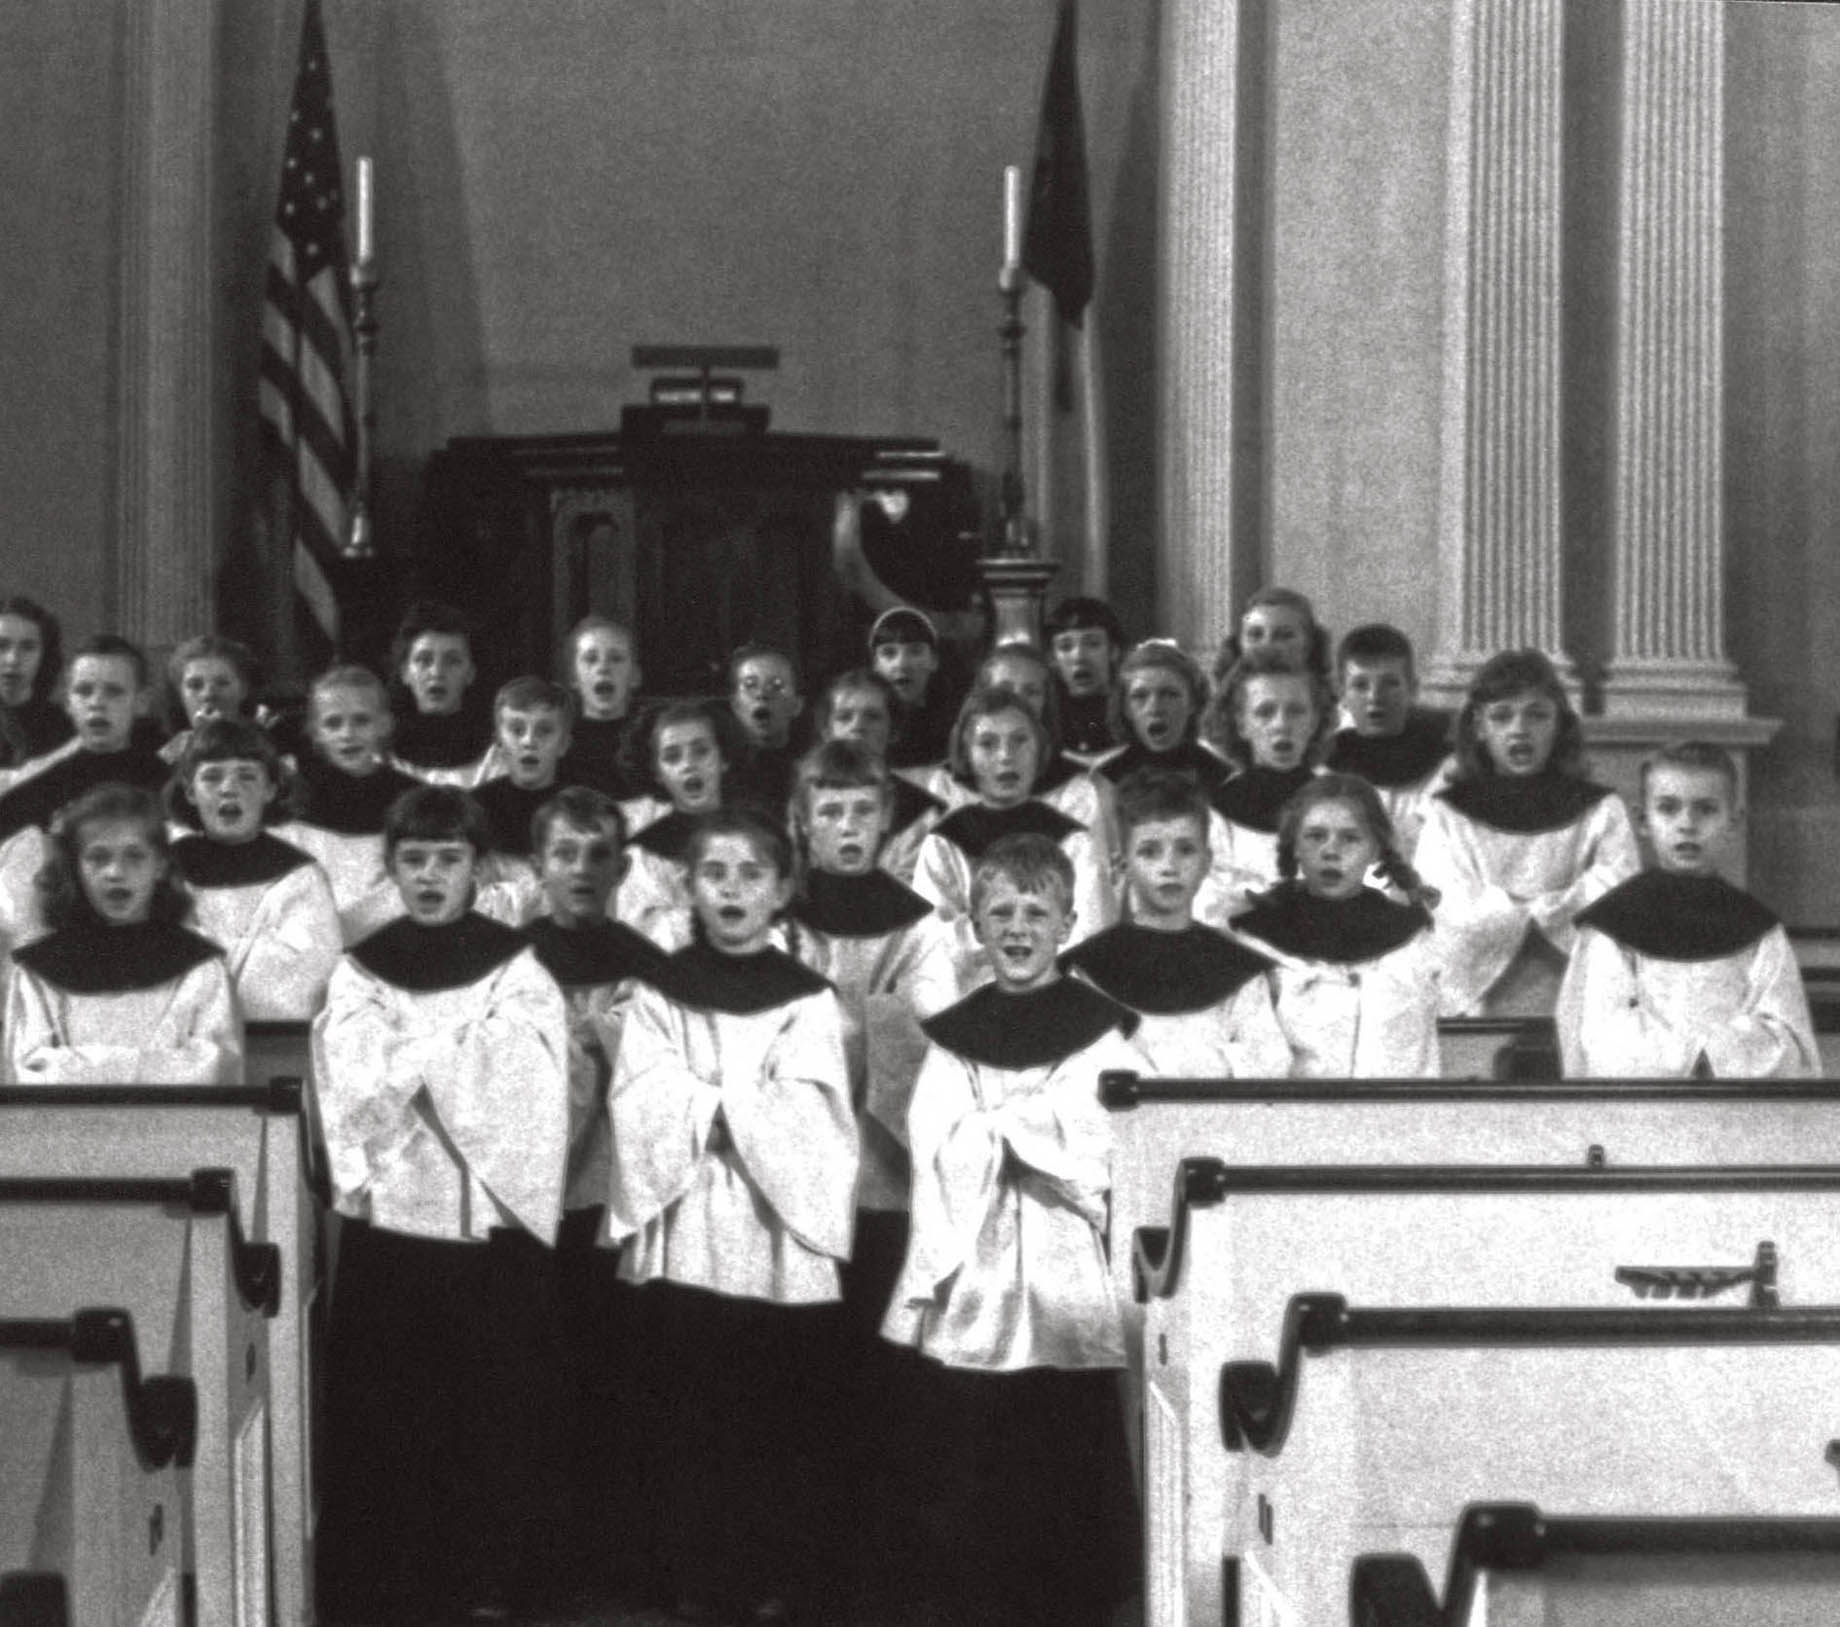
left=1602, top=0, right=1742, bottom=718
left=1157, top=0, right=1241, bottom=653
left=1423, top=0, right=1570, bottom=707
left=114, top=0, right=220, bottom=649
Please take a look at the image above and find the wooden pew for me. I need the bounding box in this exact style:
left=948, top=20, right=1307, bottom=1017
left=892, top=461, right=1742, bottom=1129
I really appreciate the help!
left=0, top=1308, right=193, bottom=1627
left=1351, top=1502, right=1840, bottom=1627
left=0, top=1172, right=278, bottom=1627
left=1135, top=1158, right=1840, bottom=1627
left=1218, top=1296, right=1840, bottom=1627
left=0, top=1083, right=318, bottom=1627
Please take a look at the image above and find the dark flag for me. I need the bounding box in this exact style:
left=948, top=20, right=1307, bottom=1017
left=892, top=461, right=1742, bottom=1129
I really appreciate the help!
left=257, top=0, right=356, bottom=659
left=1022, top=0, right=1096, bottom=329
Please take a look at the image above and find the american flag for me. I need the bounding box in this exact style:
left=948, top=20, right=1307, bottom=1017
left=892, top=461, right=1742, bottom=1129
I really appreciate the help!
left=258, top=0, right=355, bottom=653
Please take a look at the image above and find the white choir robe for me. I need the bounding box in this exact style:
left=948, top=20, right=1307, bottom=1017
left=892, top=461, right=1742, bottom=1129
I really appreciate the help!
left=172, top=835, right=343, bottom=1020
left=310, top=917, right=570, bottom=1244
left=272, top=821, right=405, bottom=947
left=919, top=756, right=1118, bottom=868
left=911, top=802, right=1116, bottom=989
left=0, top=824, right=49, bottom=954
left=875, top=777, right=949, bottom=888
left=1414, top=779, right=1640, bottom=1017
left=1230, top=885, right=1441, bottom=1079
left=1061, top=920, right=1292, bottom=1080
left=1194, top=764, right=1321, bottom=931
left=4, top=924, right=242, bottom=1084
left=606, top=952, right=858, bottom=1304
left=1558, top=927, right=1817, bottom=1080
left=881, top=981, right=1139, bottom=1371
left=613, top=809, right=698, bottom=951
left=784, top=872, right=962, bottom=1213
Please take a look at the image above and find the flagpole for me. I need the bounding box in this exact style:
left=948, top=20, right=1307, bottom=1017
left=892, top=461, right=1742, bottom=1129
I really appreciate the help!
left=982, top=252, right=1059, bottom=646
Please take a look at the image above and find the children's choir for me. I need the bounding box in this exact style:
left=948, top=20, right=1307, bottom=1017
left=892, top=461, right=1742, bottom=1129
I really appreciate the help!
left=0, top=584, right=1819, bottom=1624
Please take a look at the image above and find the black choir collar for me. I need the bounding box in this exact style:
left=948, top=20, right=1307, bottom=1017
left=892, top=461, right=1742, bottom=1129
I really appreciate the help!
left=351, top=912, right=528, bottom=991
left=630, top=808, right=696, bottom=860
left=15, top=920, right=223, bottom=994
left=1210, top=764, right=1318, bottom=834
left=1099, top=738, right=1230, bottom=791
left=1062, top=922, right=1272, bottom=1014
left=392, top=707, right=490, bottom=771
left=473, top=777, right=549, bottom=855
left=1059, top=694, right=1115, bottom=756
left=1324, top=713, right=1452, bottom=789
left=1576, top=870, right=1780, bottom=961
left=525, top=916, right=666, bottom=989
left=890, top=775, right=946, bottom=835
left=932, top=798, right=1083, bottom=858
left=790, top=868, right=933, bottom=938
left=170, top=831, right=313, bottom=888
left=0, top=740, right=170, bottom=842
left=655, top=936, right=831, bottom=1016
left=1437, top=772, right=1615, bottom=835
left=922, top=978, right=1137, bottom=1070
left=293, top=756, right=421, bottom=834
left=1231, top=882, right=1429, bottom=964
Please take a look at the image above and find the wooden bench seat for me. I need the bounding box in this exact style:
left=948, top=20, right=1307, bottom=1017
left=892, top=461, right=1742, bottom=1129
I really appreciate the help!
left=1135, top=1158, right=1840, bottom=1627
left=0, top=1309, right=192, bottom=1627
left=0, top=1172, right=277, bottom=1627
left=1351, top=1502, right=1840, bottom=1627
left=0, top=1082, right=318, bottom=1627
left=1223, top=1296, right=1840, bottom=1627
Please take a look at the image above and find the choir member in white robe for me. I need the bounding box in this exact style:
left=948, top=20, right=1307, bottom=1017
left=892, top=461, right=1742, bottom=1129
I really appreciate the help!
left=611, top=701, right=731, bottom=950
left=309, top=787, right=570, bottom=1622
left=883, top=834, right=1139, bottom=1627
left=1226, top=773, right=1441, bottom=1078
left=167, top=718, right=341, bottom=1020
left=1555, top=745, right=1816, bottom=1078
left=606, top=810, right=856, bottom=1620
left=3, top=781, right=240, bottom=1085
left=809, top=669, right=946, bottom=885
left=1413, top=649, right=1640, bottom=1018
left=1092, top=640, right=1234, bottom=798
left=385, top=604, right=497, bottom=785
left=273, top=666, right=422, bottom=945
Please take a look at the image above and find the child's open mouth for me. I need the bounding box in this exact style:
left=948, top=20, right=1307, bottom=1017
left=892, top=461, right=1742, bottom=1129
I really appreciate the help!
left=718, top=905, right=746, bottom=923
left=1143, top=719, right=1171, bottom=744
left=216, top=802, right=244, bottom=823
left=592, top=681, right=617, bottom=700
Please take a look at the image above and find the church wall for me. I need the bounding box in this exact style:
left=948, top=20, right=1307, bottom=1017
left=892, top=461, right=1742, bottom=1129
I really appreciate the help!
left=0, top=4, right=124, bottom=638
left=1260, top=0, right=1451, bottom=660
left=1726, top=4, right=1840, bottom=920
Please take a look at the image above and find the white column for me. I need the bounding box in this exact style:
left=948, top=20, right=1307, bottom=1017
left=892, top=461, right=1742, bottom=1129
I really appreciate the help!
left=1602, top=0, right=1743, bottom=718
left=1423, top=0, right=1570, bottom=707
left=114, top=0, right=220, bottom=651
left=1157, top=0, right=1241, bottom=655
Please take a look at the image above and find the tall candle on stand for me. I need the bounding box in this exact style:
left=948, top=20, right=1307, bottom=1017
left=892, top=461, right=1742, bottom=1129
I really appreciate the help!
left=355, top=156, right=374, bottom=264
left=1002, top=164, right=1022, bottom=283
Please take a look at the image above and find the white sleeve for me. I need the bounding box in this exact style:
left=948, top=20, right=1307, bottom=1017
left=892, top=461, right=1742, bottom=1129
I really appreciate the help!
left=1351, top=934, right=1442, bottom=1080
left=911, top=834, right=984, bottom=988
left=1698, top=929, right=1820, bottom=1081
left=310, top=959, right=435, bottom=1207
left=605, top=983, right=725, bottom=1238
left=1415, top=799, right=1534, bottom=1017
left=1524, top=797, right=1642, bottom=956
left=4, top=960, right=242, bottom=1086
left=1219, top=974, right=1295, bottom=1079
left=899, top=1045, right=1005, bottom=1299
left=1555, top=926, right=1693, bottom=1079
left=229, top=864, right=344, bottom=1021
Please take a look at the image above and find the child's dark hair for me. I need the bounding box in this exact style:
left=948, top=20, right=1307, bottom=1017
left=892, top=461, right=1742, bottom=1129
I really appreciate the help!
left=1334, top=623, right=1417, bottom=680
left=624, top=698, right=740, bottom=800
left=1273, top=772, right=1434, bottom=909
left=1451, top=648, right=1585, bottom=781
left=66, top=633, right=149, bottom=691
left=1113, top=766, right=1211, bottom=844
left=1109, top=640, right=1209, bottom=748
left=1201, top=648, right=1335, bottom=769
left=813, top=668, right=897, bottom=738
left=684, top=805, right=795, bottom=882
left=1639, top=740, right=1739, bottom=806
left=947, top=683, right=1053, bottom=790
left=383, top=784, right=491, bottom=861
left=388, top=600, right=473, bottom=677
left=531, top=785, right=628, bottom=857
left=726, top=641, right=801, bottom=693
left=1215, top=586, right=1331, bottom=677
left=1044, top=596, right=1126, bottom=656
left=38, top=783, right=191, bottom=930
left=969, top=831, right=1075, bottom=916
left=0, top=596, right=63, bottom=705
left=167, top=719, right=296, bottom=826
left=494, top=675, right=577, bottom=727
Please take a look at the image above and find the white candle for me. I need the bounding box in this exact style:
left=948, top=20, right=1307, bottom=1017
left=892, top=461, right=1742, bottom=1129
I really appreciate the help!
left=1003, top=164, right=1021, bottom=272
left=355, top=156, right=374, bottom=264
